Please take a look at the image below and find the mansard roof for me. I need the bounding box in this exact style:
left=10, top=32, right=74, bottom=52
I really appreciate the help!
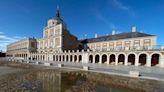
left=79, top=32, right=155, bottom=44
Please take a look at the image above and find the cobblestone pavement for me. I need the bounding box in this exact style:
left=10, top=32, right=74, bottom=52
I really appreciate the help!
left=28, top=60, right=164, bottom=80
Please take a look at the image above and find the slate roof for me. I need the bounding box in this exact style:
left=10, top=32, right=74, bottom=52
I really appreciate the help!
left=79, top=32, right=155, bottom=44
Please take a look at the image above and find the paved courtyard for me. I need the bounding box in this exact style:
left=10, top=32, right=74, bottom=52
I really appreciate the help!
left=28, top=60, right=164, bottom=81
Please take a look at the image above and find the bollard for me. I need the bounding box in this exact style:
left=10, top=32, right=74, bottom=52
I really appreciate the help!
left=44, top=62, right=52, bottom=66
left=58, top=64, right=64, bottom=68
left=129, top=71, right=140, bottom=78
left=27, top=61, right=30, bottom=63
left=83, top=66, right=89, bottom=71
left=36, top=62, right=40, bottom=64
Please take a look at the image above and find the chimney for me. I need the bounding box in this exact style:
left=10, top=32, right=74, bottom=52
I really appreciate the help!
left=112, top=29, right=116, bottom=35
left=132, top=25, right=136, bottom=32
left=95, top=33, right=98, bottom=38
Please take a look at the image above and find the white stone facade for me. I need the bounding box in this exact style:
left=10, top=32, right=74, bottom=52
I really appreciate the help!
left=29, top=48, right=164, bottom=67
left=6, top=7, right=164, bottom=68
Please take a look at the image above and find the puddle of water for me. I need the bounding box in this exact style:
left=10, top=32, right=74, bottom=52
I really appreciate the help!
left=0, top=68, right=164, bottom=92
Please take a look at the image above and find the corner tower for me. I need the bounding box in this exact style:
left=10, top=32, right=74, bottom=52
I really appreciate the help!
left=37, top=6, right=79, bottom=53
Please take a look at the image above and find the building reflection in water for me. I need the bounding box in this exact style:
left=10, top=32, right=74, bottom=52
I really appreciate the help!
left=1, top=70, right=164, bottom=92
left=37, top=70, right=61, bottom=92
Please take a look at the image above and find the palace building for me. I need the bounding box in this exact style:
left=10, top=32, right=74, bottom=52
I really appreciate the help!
left=37, top=7, right=79, bottom=53
left=7, top=38, right=37, bottom=59
left=6, top=7, right=164, bottom=67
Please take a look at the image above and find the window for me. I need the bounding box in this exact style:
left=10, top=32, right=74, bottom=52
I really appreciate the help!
left=96, top=43, right=101, bottom=47
left=116, top=42, right=122, bottom=47
left=96, top=43, right=101, bottom=50
left=55, top=29, right=60, bottom=35
left=144, top=39, right=151, bottom=46
left=109, top=42, right=114, bottom=48
left=45, top=40, right=48, bottom=48
left=134, top=40, right=140, bottom=46
left=55, top=38, right=60, bottom=47
left=50, top=39, right=53, bottom=48
left=45, top=30, right=48, bottom=37
left=91, top=44, right=95, bottom=49
left=125, top=41, right=131, bottom=46
left=40, top=42, right=43, bottom=49
left=50, top=29, right=54, bottom=36
left=102, top=43, right=107, bottom=48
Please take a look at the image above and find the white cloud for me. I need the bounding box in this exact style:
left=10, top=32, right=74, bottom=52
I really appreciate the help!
left=113, top=0, right=129, bottom=10
left=112, top=0, right=136, bottom=18
left=0, top=33, right=26, bottom=52
left=91, top=8, right=116, bottom=30
left=0, top=31, right=4, bottom=34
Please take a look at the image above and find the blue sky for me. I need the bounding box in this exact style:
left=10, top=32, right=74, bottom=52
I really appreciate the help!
left=0, top=0, right=164, bottom=51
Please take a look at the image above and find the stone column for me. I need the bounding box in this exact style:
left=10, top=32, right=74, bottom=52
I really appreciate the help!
left=37, top=55, right=38, bottom=60
left=99, top=55, right=102, bottom=64
left=58, top=55, right=60, bottom=62
left=68, top=55, right=70, bottom=62
left=146, top=56, right=151, bottom=67
left=135, top=56, right=139, bottom=66
left=160, top=56, right=164, bottom=68
left=124, top=55, right=128, bottom=66
left=22, top=54, right=24, bottom=59
left=65, top=55, right=67, bottom=62
left=77, top=55, right=79, bottom=63
left=82, top=53, right=89, bottom=63
left=115, top=55, right=118, bottom=65
left=107, top=56, right=110, bottom=64
left=54, top=55, right=56, bottom=61
left=37, top=55, right=38, bottom=61
left=56, top=55, right=58, bottom=62
left=72, top=55, right=75, bottom=63
left=39, top=55, right=41, bottom=61
left=93, top=55, right=95, bottom=64
left=37, top=55, right=39, bottom=60
left=49, top=54, right=53, bottom=61
left=37, top=55, right=39, bottom=61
